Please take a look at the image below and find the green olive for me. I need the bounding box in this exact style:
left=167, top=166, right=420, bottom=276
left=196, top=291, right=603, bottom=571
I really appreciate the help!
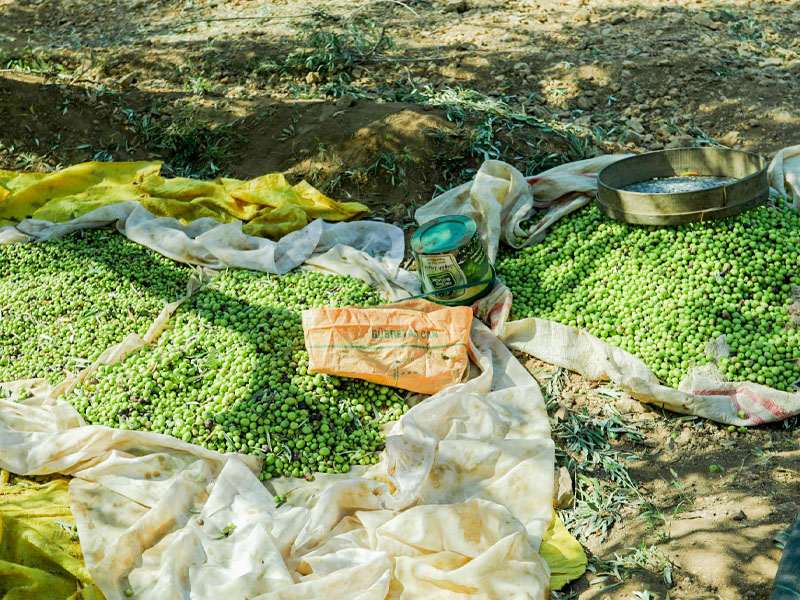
left=496, top=204, right=800, bottom=392
left=0, top=231, right=409, bottom=480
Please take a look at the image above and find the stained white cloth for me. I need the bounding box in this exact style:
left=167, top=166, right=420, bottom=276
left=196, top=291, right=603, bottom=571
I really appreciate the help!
left=0, top=202, right=416, bottom=300
left=0, top=322, right=554, bottom=600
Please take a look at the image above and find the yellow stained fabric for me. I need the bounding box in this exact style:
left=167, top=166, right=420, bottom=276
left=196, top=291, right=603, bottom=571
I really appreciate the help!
left=0, top=162, right=369, bottom=239
left=540, top=514, right=587, bottom=591
left=0, top=471, right=584, bottom=598
left=0, top=471, right=105, bottom=600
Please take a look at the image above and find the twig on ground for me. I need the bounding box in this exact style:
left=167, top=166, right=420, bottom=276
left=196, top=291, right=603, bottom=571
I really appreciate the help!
left=176, top=12, right=324, bottom=26
left=347, top=0, right=443, bottom=64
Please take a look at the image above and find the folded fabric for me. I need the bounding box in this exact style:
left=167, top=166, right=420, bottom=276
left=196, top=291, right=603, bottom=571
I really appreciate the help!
left=540, top=514, right=588, bottom=590
left=0, top=162, right=369, bottom=239
left=0, top=470, right=105, bottom=600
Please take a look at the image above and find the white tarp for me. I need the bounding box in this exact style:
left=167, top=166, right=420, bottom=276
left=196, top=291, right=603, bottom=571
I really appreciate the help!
left=0, top=322, right=554, bottom=600
left=0, top=197, right=554, bottom=600
left=0, top=201, right=419, bottom=301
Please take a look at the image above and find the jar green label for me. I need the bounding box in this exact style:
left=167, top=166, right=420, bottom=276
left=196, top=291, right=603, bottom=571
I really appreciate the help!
left=418, top=253, right=464, bottom=301
left=413, top=218, right=494, bottom=305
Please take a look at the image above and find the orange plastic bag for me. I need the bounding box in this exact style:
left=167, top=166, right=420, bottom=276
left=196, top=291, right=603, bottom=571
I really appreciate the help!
left=301, top=298, right=473, bottom=395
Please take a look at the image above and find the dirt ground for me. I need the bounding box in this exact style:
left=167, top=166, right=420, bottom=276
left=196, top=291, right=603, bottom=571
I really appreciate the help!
left=1, top=0, right=799, bottom=598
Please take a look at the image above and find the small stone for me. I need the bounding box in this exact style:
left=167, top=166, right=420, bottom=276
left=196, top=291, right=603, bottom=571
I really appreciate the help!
left=335, top=94, right=357, bottom=108
left=621, top=60, right=636, bottom=69
left=657, top=58, right=671, bottom=67
left=305, top=71, right=322, bottom=84
left=554, top=467, right=574, bottom=509
left=513, top=62, right=531, bottom=73
left=626, top=118, right=645, bottom=133
left=732, top=509, right=747, bottom=521
left=443, top=0, right=469, bottom=13
left=573, top=9, right=590, bottom=22
left=531, top=105, right=552, bottom=119
left=666, top=135, right=693, bottom=149
left=555, top=406, right=568, bottom=422
left=610, top=14, right=627, bottom=25
left=692, top=12, right=718, bottom=29
left=787, top=61, right=800, bottom=74
left=719, top=131, right=742, bottom=147
left=614, top=397, right=645, bottom=414
left=576, top=94, right=594, bottom=110
left=759, top=57, right=782, bottom=68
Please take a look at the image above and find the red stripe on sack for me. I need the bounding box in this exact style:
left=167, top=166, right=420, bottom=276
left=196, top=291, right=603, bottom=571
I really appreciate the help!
left=694, top=390, right=765, bottom=423
left=728, top=397, right=766, bottom=426
left=488, top=300, right=510, bottom=321
left=741, top=388, right=793, bottom=419
left=695, top=389, right=734, bottom=396
left=696, top=388, right=791, bottom=423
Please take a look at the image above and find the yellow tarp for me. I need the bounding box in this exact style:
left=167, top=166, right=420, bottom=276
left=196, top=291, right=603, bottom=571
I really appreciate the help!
left=0, top=162, right=369, bottom=238
left=0, top=470, right=104, bottom=600
left=540, top=514, right=587, bottom=591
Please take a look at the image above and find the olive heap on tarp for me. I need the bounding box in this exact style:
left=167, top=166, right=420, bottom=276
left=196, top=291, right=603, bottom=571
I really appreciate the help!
left=496, top=203, right=800, bottom=391
left=62, top=268, right=409, bottom=480
left=0, top=231, right=191, bottom=383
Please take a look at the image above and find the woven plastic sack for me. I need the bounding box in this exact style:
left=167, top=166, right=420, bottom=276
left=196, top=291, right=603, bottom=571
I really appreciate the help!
left=302, top=298, right=472, bottom=394
left=414, top=156, right=630, bottom=263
